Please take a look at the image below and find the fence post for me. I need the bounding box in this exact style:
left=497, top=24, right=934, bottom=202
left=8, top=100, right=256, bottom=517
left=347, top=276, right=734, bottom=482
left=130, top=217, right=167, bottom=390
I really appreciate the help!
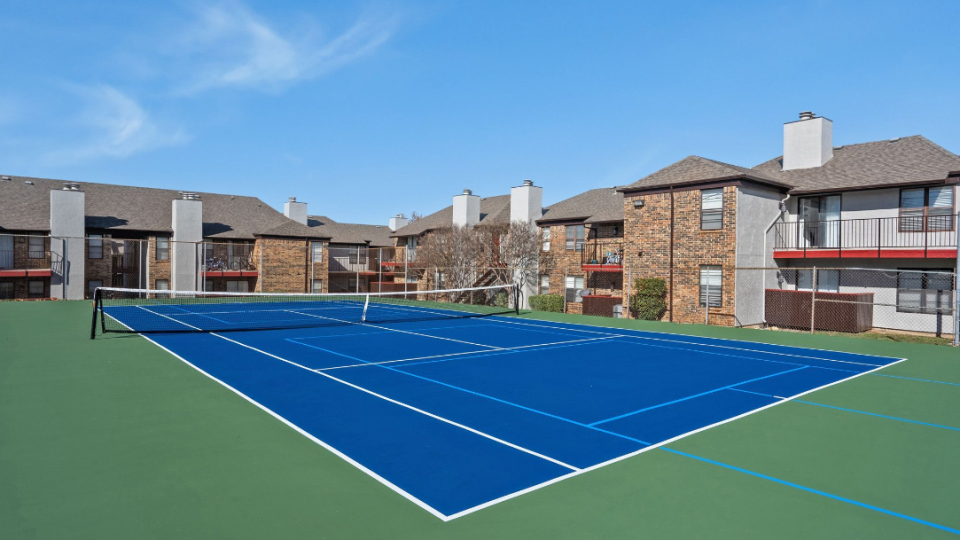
left=704, top=276, right=710, bottom=326
left=624, top=267, right=631, bottom=319
left=378, top=248, right=383, bottom=293
left=258, top=242, right=264, bottom=292
left=810, top=266, right=817, bottom=334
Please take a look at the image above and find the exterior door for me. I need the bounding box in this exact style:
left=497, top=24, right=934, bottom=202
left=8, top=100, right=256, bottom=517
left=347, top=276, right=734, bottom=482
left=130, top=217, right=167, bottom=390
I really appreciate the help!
left=799, top=196, right=840, bottom=248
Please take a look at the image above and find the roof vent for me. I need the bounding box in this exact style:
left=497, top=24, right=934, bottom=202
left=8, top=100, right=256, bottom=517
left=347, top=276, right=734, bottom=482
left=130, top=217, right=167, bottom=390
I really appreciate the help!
left=799, top=111, right=815, bottom=120
left=889, top=137, right=901, bottom=143
left=835, top=145, right=844, bottom=150
left=463, top=189, right=472, bottom=195
left=63, top=182, right=81, bottom=191
left=0, top=176, right=10, bottom=181
left=522, top=179, right=534, bottom=187
left=24, top=180, right=33, bottom=185
left=289, top=196, right=297, bottom=202
left=181, top=192, right=201, bottom=200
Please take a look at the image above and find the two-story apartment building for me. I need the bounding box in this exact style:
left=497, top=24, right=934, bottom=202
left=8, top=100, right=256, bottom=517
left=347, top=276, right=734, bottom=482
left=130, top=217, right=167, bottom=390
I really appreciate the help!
left=619, top=112, right=960, bottom=334
left=0, top=176, right=397, bottom=300
left=535, top=187, right=624, bottom=316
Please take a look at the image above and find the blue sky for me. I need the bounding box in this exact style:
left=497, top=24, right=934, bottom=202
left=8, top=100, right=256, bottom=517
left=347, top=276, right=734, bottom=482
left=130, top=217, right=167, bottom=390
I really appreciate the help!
left=2, top=1, right=958, bottom=224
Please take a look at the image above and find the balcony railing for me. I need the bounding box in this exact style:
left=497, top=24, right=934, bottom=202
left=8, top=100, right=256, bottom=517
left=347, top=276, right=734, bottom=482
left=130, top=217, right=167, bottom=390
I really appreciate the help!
left=774, top=215, right=958, bottom=257
left=329, top=246, right=413, bottom=273
left=581, top=241, right=624, bottom=271
left=0, top=249, right=53, bottom=271
left=200, top=243, right=256, bottom=272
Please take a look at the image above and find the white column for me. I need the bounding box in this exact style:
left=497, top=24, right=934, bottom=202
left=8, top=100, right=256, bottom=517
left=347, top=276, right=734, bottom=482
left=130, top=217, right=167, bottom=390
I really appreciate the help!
left=50, top=185, right=85, bottom=300
left=171, top=195, right=203, bottom=292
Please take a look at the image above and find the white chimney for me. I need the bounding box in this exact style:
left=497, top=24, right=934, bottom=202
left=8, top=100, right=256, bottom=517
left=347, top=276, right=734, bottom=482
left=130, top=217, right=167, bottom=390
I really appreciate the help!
left=50, top=183, right=86, bottom=300
left=389, top=213, right=409, bottom=232
left=510, top=179, right=543, bottom=225
left=783, top=112, right=833, bottom=171
left=171, top=193, right=203, bottom=291
left=284, top=197, right=308, bottom=225
left=452, top=189, right=481, bottom=227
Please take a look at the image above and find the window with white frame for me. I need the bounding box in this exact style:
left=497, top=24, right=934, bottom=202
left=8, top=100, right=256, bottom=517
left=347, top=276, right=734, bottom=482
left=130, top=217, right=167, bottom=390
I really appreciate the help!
left=312, top=279, right=323, bottom=293
left=699, top=265, right=722, bottom=307
left=900, top=187, right=955, bottom=232
left=28, top=280, right=44, bottom=298
left=155, top=279, right=169, bottom=290
left=539, top=274, right=550, bottom=295
left=897, top=269, right=953, bottom=314
left=406, top=237, right=417, bottom=261
left=226, top=280, right=249, bottom=293
left=565, top=225, right=585, bottom=252
left=797, top=269, right=840, bottom=293
left=701, top=189, right=723, bottom=230
left=541, top=227, right=551, bottom=251
left=565, top=275, right=584, bottom=303
left=87, top=234, right=103, bottom=259
left=311, top=241, right=323, bottom=263
left=28, top=236, right=46, bottom=259
left=156, top=237, right=169, bottom=261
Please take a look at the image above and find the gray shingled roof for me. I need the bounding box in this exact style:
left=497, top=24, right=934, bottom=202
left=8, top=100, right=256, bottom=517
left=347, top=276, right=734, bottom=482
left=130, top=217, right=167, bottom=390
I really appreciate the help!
left=392, top=195, right=517, bottom=237
left=620, top=156, right=786, bottom=191
left=752, top=136, right=960, bottom=192
left=0, top=174, right=325, bottom=239
left=537, top=187, right=623, bottom=224
left=621, top=136, right=960, bottom=193
left=307, top=215, right=394, bottom=247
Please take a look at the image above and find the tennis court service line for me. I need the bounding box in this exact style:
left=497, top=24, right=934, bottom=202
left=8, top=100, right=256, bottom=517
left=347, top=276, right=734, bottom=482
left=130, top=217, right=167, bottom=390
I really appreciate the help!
left=488, top=317, right=895, bottom=367
left=310, top=335, right=619, bottom=371
left=135, top=305, right=580, bottom=472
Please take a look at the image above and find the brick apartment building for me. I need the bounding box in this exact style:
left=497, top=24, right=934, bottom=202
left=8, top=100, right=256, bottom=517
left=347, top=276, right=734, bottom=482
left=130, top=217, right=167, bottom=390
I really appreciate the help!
left=535, top=187, right=624, bottom=316
left=618, top=112, right=960, bottom=331
left=0, top=176, right=398, bottom=300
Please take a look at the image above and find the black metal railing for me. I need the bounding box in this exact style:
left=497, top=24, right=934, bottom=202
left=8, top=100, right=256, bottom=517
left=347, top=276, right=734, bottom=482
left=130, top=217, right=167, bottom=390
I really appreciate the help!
left=0, top=249, right=53, bottom=270
left=201, top=243, right=256, bottom=271
left=581, top=242, right=624, bottom=270
left=774, top=215, right=958, bottom=256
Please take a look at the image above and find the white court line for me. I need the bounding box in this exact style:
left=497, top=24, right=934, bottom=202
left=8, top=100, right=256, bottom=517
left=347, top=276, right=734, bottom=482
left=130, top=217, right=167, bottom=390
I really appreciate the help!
left=443, top=355, right=908, bottom=520
left=313, top=336, right=619, bottom=371
left=487, top=317, right=893, bottom=368
left=114, top=306, right=910, bottom=521
left=285, top=309, right=502, bottom=350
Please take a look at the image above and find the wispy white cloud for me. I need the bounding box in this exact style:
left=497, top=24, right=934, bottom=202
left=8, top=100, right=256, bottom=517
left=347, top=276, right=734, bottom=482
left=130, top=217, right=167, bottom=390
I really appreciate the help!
left=173, top=1, right=398, bottom=94
left=44, top=85, right=188, bottom=164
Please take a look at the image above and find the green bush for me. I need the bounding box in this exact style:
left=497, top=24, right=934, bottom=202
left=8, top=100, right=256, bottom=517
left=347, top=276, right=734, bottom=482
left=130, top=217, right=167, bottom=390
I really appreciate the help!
left=493, top=290, right=510, bottom=308
left=529, top=294, right=563, bottom=313
left=629, top=277, right=667, bottom=320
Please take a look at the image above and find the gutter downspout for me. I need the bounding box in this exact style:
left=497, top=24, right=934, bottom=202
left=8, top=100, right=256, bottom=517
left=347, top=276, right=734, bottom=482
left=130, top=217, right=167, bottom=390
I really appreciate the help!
left=762, top=193, right=791, bottom=326
left=669, top=187, right=674, bottom=322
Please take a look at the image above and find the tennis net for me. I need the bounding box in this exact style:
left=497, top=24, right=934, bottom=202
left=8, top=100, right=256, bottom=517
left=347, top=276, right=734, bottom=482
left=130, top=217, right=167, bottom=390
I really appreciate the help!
left=91, top=284, right=519, bottom=338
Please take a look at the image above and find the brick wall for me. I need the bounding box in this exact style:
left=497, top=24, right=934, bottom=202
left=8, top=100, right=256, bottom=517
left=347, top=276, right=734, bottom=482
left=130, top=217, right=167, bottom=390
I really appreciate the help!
left=539, top=222, right=624, bottom=315
left=148, top=235, right=171, bottom=290
left=255, top=238, right=313, bottom=293
left=623, top=186, right=738, bottom=325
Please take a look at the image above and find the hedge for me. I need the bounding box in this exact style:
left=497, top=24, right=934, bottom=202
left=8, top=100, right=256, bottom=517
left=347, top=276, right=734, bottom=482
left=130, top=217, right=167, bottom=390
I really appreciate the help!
left=629, top=277, right=667, bottom=320
left=528, top=294, right=564, bottom=313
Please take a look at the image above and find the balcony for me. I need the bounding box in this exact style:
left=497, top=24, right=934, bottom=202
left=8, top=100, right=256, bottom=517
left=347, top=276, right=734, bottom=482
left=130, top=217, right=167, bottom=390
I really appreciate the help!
left=200, top=243, right=258, bottom=277
left=773, top=215, right=958, bottom=259
left=0, top=248, right=58, bottom=278
left=329, top=246, right=413, bottom=274
left=581, top=242, right=624, bottom=272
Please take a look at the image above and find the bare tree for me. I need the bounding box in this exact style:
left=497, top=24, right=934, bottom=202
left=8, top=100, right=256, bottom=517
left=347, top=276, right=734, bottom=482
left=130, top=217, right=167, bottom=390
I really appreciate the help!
left=410, top=211, right=424, bottom=221
left=480, top=221, right=554, bottom=306
left=414, top=225, right=483, bottom=291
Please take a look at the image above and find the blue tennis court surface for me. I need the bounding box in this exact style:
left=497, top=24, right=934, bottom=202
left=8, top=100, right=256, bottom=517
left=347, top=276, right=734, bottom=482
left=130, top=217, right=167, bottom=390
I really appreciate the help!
left=104, top=303, right=902, bottom=520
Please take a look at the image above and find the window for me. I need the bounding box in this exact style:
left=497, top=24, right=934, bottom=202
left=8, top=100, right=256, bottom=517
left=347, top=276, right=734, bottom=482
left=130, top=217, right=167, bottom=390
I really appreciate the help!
left=565, top=275, right=584, bottom=303
left=437, top=271, right=446, bottom=290
left=539, top=274, right=550, bottom=295
left=897, top=269, right=953, bottom=314
left=900, top=187, right=954, bottom=232
left=565, top=225, right=585, bottom=251
left=405, top=237, right=417, bottom=261
left=312, top=279, right=323, bottom=293
left=311, top=242, right=323, bottom=263
left=0, top=282, right=13, bottom=299
left=348, top=278, right=359, bottom=292
left=797, top=269, right=840, bottom=293
left=699, top=266, right=722, bottom=307
left=701, top=189, right=723, bottom=230
left=541, top=227, right=551, bottom=251
left=204, top=279, right=214, bottom=292
left=156, top=237, right=169, bottom=261
left=155, top=279, right=169, bottom=291
left=28, top=236, right=45, bottom=259
left=87, top=280, right=103, bottom=298
left=226, top=280, right=249, bottom=293
left=28, top=280, right=44, bottom=298
left=348, top=247, right=367, bottom=265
